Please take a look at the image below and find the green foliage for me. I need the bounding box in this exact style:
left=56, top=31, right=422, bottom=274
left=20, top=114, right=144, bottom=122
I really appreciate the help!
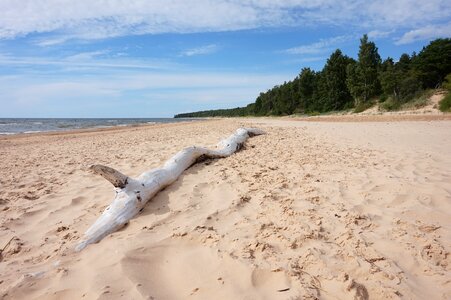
left=175, top=103, right=255, bottom=118
left=175, top=37, right=451, bottom=118
left=353, top=101, right=374, bottom=113
left=439, top=93, right=451, bottom=112
left=380, top=98, right=401, bottom=111
left=297, top=67, right=317, bottom=112
left=379, top=58, right=399, bottom=99
left=321, top=49, right=355, bottom=111
left=402, top=91, right=431, bottom=109
left=379, top=93, right=388, bottom=103
left=346, top=34, right=381, bottom=104
left=397, top=53, right=411, bottom=72
left=398, top=75, right=421, bottom=101
left=443, top=73, right=451, bottom=90
left=379, top=53, right=422, bottom=104
left=413, top=38, right=451, bottom=89
left=346, top=62, right=363, bottom=104
left=381, top=90, right=432, bottom=111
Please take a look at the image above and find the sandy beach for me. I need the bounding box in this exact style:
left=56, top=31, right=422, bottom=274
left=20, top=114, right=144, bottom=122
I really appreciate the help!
left=0, top=118, right=450, bottom=299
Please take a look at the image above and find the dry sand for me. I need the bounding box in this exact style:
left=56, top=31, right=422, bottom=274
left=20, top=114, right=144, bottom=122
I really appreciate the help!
left=0, top=118, right=450, bottom=299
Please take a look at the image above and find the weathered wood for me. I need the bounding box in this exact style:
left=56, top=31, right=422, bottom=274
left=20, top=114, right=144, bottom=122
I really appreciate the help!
left=89, top=165, right=129, bottom=188
left=76, top=128, right=264, bottom=251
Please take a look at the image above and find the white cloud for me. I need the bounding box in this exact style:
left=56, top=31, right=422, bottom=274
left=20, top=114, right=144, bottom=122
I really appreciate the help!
left=395, top=23, right=451, bottom=44
left=33, top=36, right=71, bottom=47
left=0, top=1, right=450, bottom=42
left=284, top=35, right=351, bottom=55
left=367, top=0, right=450, bottom=28
left=298, top=56, right=326, bottom=62
left=180, top=44, right=219, bottom=57
left=66, top=50, right=109, bottom=61
left=0, top=52, right=177, bottom=70
left=368, top=30, right=393, bottom=39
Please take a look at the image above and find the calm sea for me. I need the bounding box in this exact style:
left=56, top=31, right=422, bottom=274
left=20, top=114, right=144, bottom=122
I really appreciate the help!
left=0, top=118, right=198, bottom=135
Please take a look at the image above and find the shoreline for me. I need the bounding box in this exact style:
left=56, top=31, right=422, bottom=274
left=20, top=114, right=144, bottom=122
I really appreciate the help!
left=3, top=110, right=450, bottom=140
left=0, top=119, right=211, bottom=140
left=1, top=113, right=450, bottom=142
left=0, top=118, right=204, bottom=137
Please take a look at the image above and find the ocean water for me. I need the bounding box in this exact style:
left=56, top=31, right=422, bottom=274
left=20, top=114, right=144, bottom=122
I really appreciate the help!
left=0, top=118, right=198, bottom=135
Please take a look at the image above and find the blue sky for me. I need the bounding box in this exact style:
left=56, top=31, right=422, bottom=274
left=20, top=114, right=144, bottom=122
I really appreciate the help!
left=0, top=1, right=450, bottom=117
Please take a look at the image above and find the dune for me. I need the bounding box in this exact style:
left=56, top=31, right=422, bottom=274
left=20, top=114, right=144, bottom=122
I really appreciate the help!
left=0, top=118, right=450, bottom=299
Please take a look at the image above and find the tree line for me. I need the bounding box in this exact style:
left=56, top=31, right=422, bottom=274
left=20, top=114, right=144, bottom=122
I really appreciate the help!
left=175, top=36, right=451, bottom=118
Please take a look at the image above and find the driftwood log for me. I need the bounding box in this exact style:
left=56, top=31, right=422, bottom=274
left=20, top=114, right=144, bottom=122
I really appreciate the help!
left=76, top=128, right=264, bottom=251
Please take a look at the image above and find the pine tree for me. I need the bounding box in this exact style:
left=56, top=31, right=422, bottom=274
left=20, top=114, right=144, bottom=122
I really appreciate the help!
left=347, top=34, right=381, bottom=104
left=321, top=49, right=354, bottom=110
left=297, top=68, right=317, bottom=112
left=346, top=61, right=364, bottom=105
left=413, top=38, right=451, bottom=88
left=379, top=57, right=400, bottom=100
left=379, top=54, right=421, bottom=102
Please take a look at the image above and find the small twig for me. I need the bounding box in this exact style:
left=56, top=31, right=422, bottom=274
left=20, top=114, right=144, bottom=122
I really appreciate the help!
left=1, top=236, right=16, bottom=252
left=0, top=236, right=17, bottom=262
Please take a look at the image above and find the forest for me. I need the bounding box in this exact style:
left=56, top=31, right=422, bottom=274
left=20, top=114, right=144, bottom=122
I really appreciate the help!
left=175, top=36, right=451, bottom=118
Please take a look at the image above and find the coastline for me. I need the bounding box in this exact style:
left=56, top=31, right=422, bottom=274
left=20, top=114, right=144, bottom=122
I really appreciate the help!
left=0, top=119, right=209, bottom=140
left=0, top=118, right=202, bottom=136
left=1, top=118, right=450, bottom=299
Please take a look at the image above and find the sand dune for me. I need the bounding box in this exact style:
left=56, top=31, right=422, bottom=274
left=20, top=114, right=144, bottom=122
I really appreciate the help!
left=0, top=119, right=450, bottom=299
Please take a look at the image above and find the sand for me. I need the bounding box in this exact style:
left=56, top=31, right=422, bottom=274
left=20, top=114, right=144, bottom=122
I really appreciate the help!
left=0, top=118, right=450, bottom=299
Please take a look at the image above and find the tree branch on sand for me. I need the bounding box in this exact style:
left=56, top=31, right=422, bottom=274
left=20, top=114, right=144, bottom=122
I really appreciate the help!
left=76, top=128, right=264, bottom=251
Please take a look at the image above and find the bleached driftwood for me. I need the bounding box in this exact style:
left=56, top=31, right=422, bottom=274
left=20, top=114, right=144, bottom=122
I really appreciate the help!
left=76, top=128, right=264, bottom=251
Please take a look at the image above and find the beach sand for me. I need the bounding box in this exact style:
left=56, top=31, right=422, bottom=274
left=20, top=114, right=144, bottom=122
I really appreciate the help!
left=0, top=118, right=450, bottom=299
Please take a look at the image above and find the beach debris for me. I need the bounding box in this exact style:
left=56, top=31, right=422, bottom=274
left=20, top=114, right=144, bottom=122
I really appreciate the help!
left=76, top=127, right=264, bottom=251
left=418, top=224, right=441, bottom=233
left=0, top=236, right=17, bottom=262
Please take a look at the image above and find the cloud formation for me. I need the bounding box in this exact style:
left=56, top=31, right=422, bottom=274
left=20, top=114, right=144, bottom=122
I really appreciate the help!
left=0, top=52, right=176, bottom=70
left=367, top=30, right=393, bottom=39
left=180, top=44, right=219, bottom=57
left=395, top=22, right=451, bottom=44
left=0, top=0, right=449, bottom=44
left=284, top=35, right=351, bottom=55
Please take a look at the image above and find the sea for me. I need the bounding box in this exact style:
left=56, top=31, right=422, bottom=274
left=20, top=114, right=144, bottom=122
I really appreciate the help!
left=0, top=118, right=198, bottom=135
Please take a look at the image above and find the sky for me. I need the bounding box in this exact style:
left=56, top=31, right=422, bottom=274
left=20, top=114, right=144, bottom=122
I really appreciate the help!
left=0, top=0, right=450, bottom=118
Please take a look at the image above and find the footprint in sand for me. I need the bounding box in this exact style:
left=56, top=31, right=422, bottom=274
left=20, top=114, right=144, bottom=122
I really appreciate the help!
left=250, top=269, right=297, bottom=297
left=421, top=240, right=448, bottom=268
left=346, top=279, right=369, bottom=300
left=71, top=196, right=85, bottom=205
